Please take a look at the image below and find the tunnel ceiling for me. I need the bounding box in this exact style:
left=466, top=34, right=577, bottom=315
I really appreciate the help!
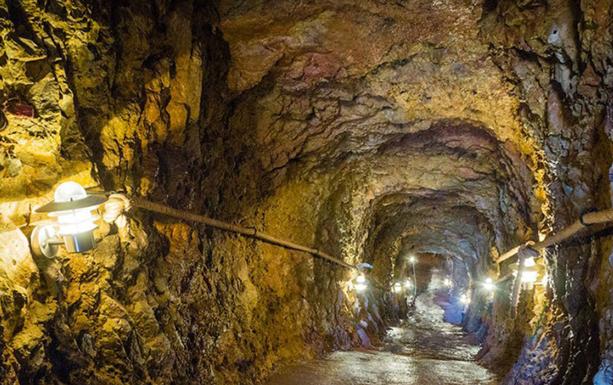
left=218, top=0, right=549, bottom=273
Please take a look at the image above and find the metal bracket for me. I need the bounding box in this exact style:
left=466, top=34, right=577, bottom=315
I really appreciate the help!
left=31, top=224, right=61, bottom=258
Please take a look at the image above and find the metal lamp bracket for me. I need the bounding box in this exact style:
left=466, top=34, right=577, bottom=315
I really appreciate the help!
left=31, top=224, right=62, bottom=258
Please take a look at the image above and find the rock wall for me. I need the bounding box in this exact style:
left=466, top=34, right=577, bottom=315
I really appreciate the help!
left=478, top=1, right=613, bottom=383
left=0, top=0, right=612, bottom=384
left=0, top=1, right=358, bottom=384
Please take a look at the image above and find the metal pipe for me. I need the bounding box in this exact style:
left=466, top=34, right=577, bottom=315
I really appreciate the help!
left=510, top=254, right=525, bottom=315
left=494, top=273, right=513, bottom=285
left=130, top=197, right=356, bottom=270
left=497, top=208, right=613, bottom=265
left=495, top=209, right=613, bottom=316
left=411, top=262, right=417, bottom=296
left=410, top=260, right=417, bottom=306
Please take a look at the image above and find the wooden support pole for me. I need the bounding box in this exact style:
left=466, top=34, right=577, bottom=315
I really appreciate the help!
left=130, top=197, right=357, bottom=270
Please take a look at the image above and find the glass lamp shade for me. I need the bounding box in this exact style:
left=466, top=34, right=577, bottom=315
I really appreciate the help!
left=354, top=282, right=367, bottom=293
left=510, top=257, right=542, bottom=286
left=393, top=282, right=402, bottom=293
left=521, top=270, right=539, bottom=283
left=54, top=181, right=88, bottom=202
left=511, top=264, right=540, bottom=285
left=523, top=257, right=536, bottom=267
left=50, top=208, right=98, bottom=235
left=49, top=208, right=98, bottom=252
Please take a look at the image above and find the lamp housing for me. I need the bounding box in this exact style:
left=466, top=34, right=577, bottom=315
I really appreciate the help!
left=511, top=257, right=541, bottom=286
left=32, top=182, right=107, bottom=258
left=354, top=282, right=368, bottom=293
left=392, top=282, right=403, bottom=293
left=352, top=274, right=368, bottom=293
left=520, top=270, right=539, bottom=284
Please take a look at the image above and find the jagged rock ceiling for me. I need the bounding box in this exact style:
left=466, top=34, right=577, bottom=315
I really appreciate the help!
left=217, top=0, right=548, bottom=276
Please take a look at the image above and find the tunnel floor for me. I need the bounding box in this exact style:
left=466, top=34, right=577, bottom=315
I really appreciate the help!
left=266, top=286, right=499, bottom=385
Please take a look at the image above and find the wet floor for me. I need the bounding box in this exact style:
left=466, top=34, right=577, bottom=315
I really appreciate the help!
left=266, top=283, right=499, bottom=385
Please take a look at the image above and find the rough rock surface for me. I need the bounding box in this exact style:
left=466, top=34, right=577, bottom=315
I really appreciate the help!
left=0, top=0, right=611, bottom=384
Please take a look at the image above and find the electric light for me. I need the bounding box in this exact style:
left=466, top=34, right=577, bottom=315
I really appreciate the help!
left=460, top=293, right=470, bottom=305
left=353, top=274, right=368, bottom=293
left=404, top=279, right=412, bottom=289
left=511, top=257, right=539, bottom=285
left=408, top=255, right=416, bottom=264
left=523, top=257, right=536, bottom=267
left=354, top=282, right=368, bottom=293
left=521, top=270, right=538, bottom=284
left=392, top=282, right=403, bottom=293
left=482, top=277, right=495, bottom=292
left=31, top=182, right=107, bottom=258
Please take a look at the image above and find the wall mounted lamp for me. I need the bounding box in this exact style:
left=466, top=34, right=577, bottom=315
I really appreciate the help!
left=31, top=182, right=107, bottom=258
left=353, top=274, right=368, bottom=293
left=511, top=257, right=539, bottom=285
left=392, top=282, right=403, bottom=294
left=482, top=277, right=495, bottom=292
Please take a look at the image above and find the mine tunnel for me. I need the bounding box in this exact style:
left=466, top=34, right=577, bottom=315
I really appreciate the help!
left=1, top=0, right=613, bottom=384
